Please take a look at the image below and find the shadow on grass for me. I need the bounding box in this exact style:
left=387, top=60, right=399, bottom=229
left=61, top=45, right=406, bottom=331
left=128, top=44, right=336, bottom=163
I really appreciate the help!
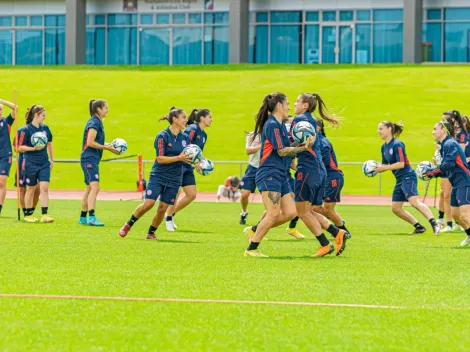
left=174, top=229, right=216, bottom=234
left=127, top=238, right=199, bottom=244
left=267, top=255, right=338, bottom=261
left=366, top=232, right=415, bottom=236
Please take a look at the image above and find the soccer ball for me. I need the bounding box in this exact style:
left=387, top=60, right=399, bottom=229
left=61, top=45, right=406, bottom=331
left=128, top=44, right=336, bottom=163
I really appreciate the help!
left=292, top=121, right=316, bottom=144
left=433, top=150, right=442, bottom=166
left=416, top=161, right=435, bottom=181
left=112, top=138, right=128, bottom=155
left=31, top=132, right=48, bottom=147
left=183, top=144, right=202, bottom=164
left=197, top=158, right=214, bottom=176
left=363, top=160, right=379, bottom=177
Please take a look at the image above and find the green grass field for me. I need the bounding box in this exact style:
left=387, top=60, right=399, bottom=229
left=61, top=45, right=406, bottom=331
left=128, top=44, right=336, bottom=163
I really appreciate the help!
left=1, top=199, right=469, bottom=351
left=2, top=65, right=470, bottom=195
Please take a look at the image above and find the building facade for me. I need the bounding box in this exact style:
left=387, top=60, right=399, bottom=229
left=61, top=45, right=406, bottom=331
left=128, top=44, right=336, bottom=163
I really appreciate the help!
left=0, top=0, right=469, bottom=66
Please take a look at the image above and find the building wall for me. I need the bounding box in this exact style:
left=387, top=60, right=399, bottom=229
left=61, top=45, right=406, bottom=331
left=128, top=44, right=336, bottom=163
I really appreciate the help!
left=0, top=0, right=470, bottom=65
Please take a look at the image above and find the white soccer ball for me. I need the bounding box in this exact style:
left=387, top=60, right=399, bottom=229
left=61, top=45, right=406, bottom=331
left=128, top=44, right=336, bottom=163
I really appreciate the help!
left=197, top=158, right=214, bottom=176
left=363, top=160, right=379, bottom=177
left=416, top=161, right=435, bottom=181
left=292, top=121, right=316, bottom=144
left=183, top=144, right=202, bottom=164
left=112, top=138, right=128, bottom=155
left=31, top=132, right=48, bottom=147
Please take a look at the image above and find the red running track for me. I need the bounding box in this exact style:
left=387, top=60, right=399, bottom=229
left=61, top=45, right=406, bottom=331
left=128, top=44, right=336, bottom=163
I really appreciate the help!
left=6, top=189, right=439, bottom=206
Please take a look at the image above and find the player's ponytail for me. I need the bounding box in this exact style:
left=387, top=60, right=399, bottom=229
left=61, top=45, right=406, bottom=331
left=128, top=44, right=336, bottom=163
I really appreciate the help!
left=160, top=106, right=184, bottom=124
left=444, top=110, right=467, bottom=135
left=463, top=115, right=470, bottom=132
left=301, top=93, right=340, bottom=128
left=315, top=118, right=326, bottom=137
left=25, top=105, right=45, bottom=124
left=187, top=108, right=211, bottom=126
left=252, top=92, right=286, bottom=143
left=381, top=120, right=404, bottom=137
left=89, top=99, right=107, bottom=117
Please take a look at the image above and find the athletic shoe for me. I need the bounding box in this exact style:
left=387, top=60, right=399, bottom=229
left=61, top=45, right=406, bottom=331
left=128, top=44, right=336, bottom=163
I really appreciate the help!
left=172, top=218, right=177, bottom=229
left=440, top=225, right=453, bottom=233
left=433, top=223, right=442, bottom=236
left=40, top=214, right=54, bottom=223
left=244, top=249, right=268, bottom=257
left=312, top=244, right=334, bottom=258
left=165, top=220, right=175, bottom=232
left=286, top=227, right=305, bottom=239
left=410, top=226, right=426, bottom=234
left=78, top=217, right=87, bottom=225
left=165, top=214, right=177, bottom=229
left=460, top=236, right=470, bottom=247
left=453, top=224, right=465, bottom=232
left=146, top=234, right=158, bottom=240
left=239, top=212, right=248, bottom=225
left=24, top=216, right=38, bottom=223
left=334, top=230, right=346, bottom=256
left=338, top=231, right=352, bottom=256
left=87, top=216, right=104, bottom=226
left=436, top=219, right=445, bottom=226
left=244, top=226, right=255, bottom=240
left=119, top=223, right=131, bottom=238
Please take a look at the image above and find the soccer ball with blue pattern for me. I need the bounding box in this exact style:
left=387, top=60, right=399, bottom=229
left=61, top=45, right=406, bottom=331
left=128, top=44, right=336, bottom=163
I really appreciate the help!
left=31, top=132, right=48, bottom=147
left=363, top=160, right=379, bottom=177
left=292, top=121, right=316, bottom=144
left=197, top=158, right=214, bottom=176
left=183, top=144, right=202, bottom=164
left=416, top=161, right=435, bottom=181
left=112, top=138, right=128, bottom=155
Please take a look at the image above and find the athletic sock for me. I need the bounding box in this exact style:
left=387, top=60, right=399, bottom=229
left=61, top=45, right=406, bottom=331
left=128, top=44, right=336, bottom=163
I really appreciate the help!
left=414, top=222, right=424, bottom=229
left=127, top=215, right=139, bottom=227
left=447, top=221, right=453, bottom=228
left=465, top=228, right=470, bottom=236
left=247, top=241, right=259, bottom=250
left=172, top=213, right=176, bottom=217
left=0, top=204, right=2, bottom=214
left=251, top=224, right=258, bottom=232
left=80, top=211, right=87, bottom=218
left=339, top=224, right=350, bottom=233
left=289, top=216, right=299, bottom=229
left=326, top=224, right=340, bottom=238
left=41, top=207, right=48, bottom=215
left=429, top=218, right=437, bottom=227
left=89, top=209, right=95, bottom=217
left=25, top=208, right=33, bottom=216
left=148, top=225, right=157, bottom=235
left=166, top=216, right=173, bottom=221
left=316, top=233, right=330, bottom=247
left=241, top=211, right=248, bottom=216
left=22, top=208, right=26, bottom=216
left=438, top=211, right=445, bottom=219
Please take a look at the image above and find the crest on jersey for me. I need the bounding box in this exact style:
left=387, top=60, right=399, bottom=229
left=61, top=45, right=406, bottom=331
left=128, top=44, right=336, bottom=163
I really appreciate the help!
left=182, top=140, right=187, bottom=147
left=389, top=149, right=393, bottom=155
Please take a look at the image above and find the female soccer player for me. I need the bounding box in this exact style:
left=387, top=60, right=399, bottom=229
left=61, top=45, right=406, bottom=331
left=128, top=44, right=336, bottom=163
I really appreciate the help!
left=79, top=99, right=119, bottom=226
left=239, top=131, right=261, bottom=225
left=290, top=93, right=346, bottom=257
left=165, top=108, right=212, bottom=231
left=311, top=118, right=350, bottom=235
left=374, top=121, right=440, bottom=235
left=0, top=98, right=17, bottom=215
left=244, top=92, right=314, bottom=257
left=425, top=120, right=470, bottom=247
left=18, top=105, right=54, bottom=223
left=119, top=108, right=192, bottom=240
left=437, top=110, right=467, bottom=233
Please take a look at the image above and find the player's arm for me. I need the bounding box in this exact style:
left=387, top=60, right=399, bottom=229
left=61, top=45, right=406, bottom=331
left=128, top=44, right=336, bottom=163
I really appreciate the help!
left=277, top=136, right=314, bottom=156
left=246, top=145, right=261, bottom=155
left=17, top=130, right=44, bottom=152
left=48, top=142, right=54, bottom=169
left=86, top=128, right=119, bottom=155
left=246, top=134, right=261, bottom=155
left=439, top=145, right=457, bottom=172
left=376, top=146, right=405, bottom=173
left=0, top=98, right=18, bottom=120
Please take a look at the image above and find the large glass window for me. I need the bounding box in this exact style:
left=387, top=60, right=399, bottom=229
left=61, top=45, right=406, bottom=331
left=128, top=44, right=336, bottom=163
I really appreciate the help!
left=340, top=11, right=353, bottom=22
left=444, top=22, right=470, bottom=62
left=373, top=23, right=403, bottom=63
left=445, top=8, right=470, bottom=21
left=140, top=28, right=170, bottom=65
left=31, top=16, right=43, bottom=26
left=304, top=25, right=319, bottom=64
left=157, top=14, right=170, bottom=24
left=270, top=25, right=301, bottom=63
left=339, top=25, right=353, bottom=63
left=423, top=23, right=442, bottom=62
left=45, top=28, right=65, bottom=65
left=173, top=27, right=202, bottom=65
left=323, top=11, right=337, bottom=22
left=357, top=10, right=371, bottom=21
left=0, top=17, right=12, bottom=27
left=427, top=9, right=442, bottom=20
left=306, top=12, right=319, bottom=22
left=107, top=27, right=137, bottom=65
left=15, top=16, right=27, bottom=27
left=0, top=30, right=13, bottom=64
left=356, top=24, right=371, bottom=64
left=172, top=13, right=186, bottom=24
left=373, top=9, right=403, bottom=22
left=140, top=14, right=153, bottom=25
left=250, top=25, right=268, bottom=63
left=204, top=26, right=229, bottom=64
left=322, top=26, right=336, bottom=63
left=204, top=12, right=229, bottom=24
left=271, top=11, right=301, bottom=23
left=108, top=14, right=137, bottom=26
left=86, top=28, right=105, bottom=65
left=16, top=30, right=43, bottom=65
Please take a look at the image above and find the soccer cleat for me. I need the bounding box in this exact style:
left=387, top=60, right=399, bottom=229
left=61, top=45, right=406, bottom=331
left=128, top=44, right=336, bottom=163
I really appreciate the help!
left=244, top=226, right=255, bottom=240
left=24, top=215, right=38, bottom=223
left=436, top=219, right=445, bottom=226
left=338, top=231, right=352, bottom=256
left=78, top=217, right=87, bottom=225
left=433, top=223, right=442, bottom=236
left=334, top=230, right=346, bottom=256
left=286, top=227, right=305, bottom=239
left=172, top=219, right=177, bottom=229
left=453, top=223, right=464, bottom=232
left=461, top=236, right=470, bottom=247
left=239, top=212, right=248, bottom=225
left=146, top=234, right=158, bottom=240
left=440, top=225, right=453, bottom=233
left=410, top=226, right=426, bottom=234
left=165, top=220, right=175, bottom=232
left=87, top=216, right=104, bottom=227
left=244, top=249, right=268, bottom=257
left=40, top=214, right=54, bottom=223
left=119, top=223, right=131, bottom=238
left=312, top=244, right=334, bottom=258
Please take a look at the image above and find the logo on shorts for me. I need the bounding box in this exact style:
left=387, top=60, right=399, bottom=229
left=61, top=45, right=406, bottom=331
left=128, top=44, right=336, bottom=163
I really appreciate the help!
left=26, top=178, right=30, bottom=184
left=389, top=149, right=393, bottom=155
left=168, top=143, right=172, bottom=147
left=458, top=199, right=461, bottom=204
left=0, top=170, right=5, bottom=174
left=95, top=174, right=99, bottom=180
left=325, top=197, right=330, bottom=201
left=147, top=190, right=152, bottom=195
left=182, top=140, right=187, bottom=147
left=20, top=179, right=24, bottom=185
left=171, top=198, right=175, bottom=203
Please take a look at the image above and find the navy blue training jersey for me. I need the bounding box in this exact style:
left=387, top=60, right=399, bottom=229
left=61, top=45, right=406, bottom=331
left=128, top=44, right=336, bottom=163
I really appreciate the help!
left=290, top=112, right=326, bottom=178
left=0, top=114, right=14, bottom=158
left=81, top=116, right=105, bottom=163
left=466, top=132, right=470, bottom=158
left=380, top=138, right=414, bottom=181
left=455, top=130, right=467, bottom=146
left=185, top=123, right=207, bottom=151
left=19, top=123, right=53, bottom=165
left=318, top=133, right=343, bottom=180
left=439, top=135, right=470, bottom=188
left=151, top=127, right=190, bottom=185
left=256, top=116, right=291, bottom=180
